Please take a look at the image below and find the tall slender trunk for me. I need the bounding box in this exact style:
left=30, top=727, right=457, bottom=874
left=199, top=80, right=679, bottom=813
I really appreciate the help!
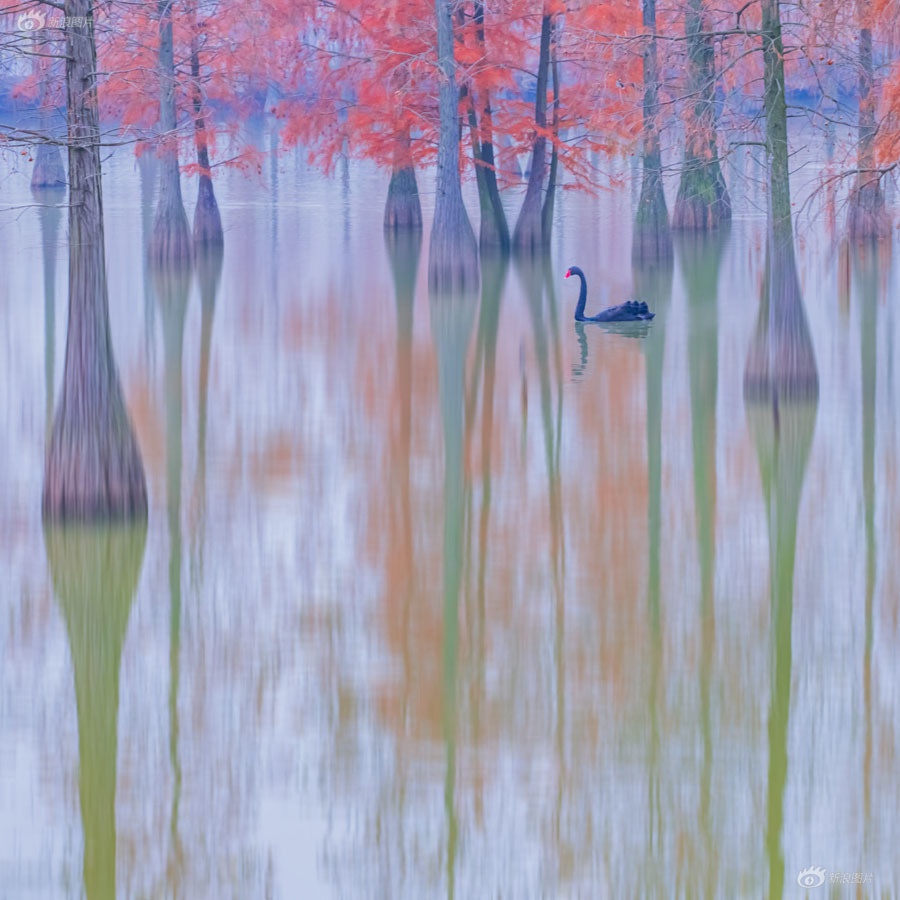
left=541, top=20, right=560, bottom=241
left=150, top=0, right=192, bottom=264
left=43, top=0, right=147, bottom=520
left=190, top=2, right=224, bottom=248
left=31, top=31, right=67, bottom=188
left=847, top=14, right=888, bottom=239
left=467, top=0, right=509, bottom=252
left=512, top=11, right=552, bottom=253
left=32, top=109, right=66, bottom=188
left=672, top=0, right=731, bottom=229
left=757, top=0, right=820, bottom=400
left=430, top=0, right=479, bottom=290
left=633, top=0, right=672, bottom=264
left=761, top=0, right=791, bottom=243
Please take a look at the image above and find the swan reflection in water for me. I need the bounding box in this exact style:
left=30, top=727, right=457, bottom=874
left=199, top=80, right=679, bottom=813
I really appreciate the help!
left=571, top=320, right=651, bottom=381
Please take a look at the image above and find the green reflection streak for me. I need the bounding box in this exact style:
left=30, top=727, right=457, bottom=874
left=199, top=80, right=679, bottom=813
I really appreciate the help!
left=633, top=248, right=673, bottom=888
left=472, top=257, right=507, bottom=748
left=192, top=245, right=223, bottom=573
left=680, top=229, right=727, bottom=897
left=45, top=523, right=147, bottom=900
left=516, top=255, right=564, bottom=590
left=853, top=241, right=883, bottom=834
left=544, top=262, right=565, bottom=480
left=386, top=230, right=421, bottom=717
left=542, top=259, right=569, bottom=868
left=430, top=282, right=477, bottom=900
left=745, top=232, right=818, bottom=900
left=154, top=261, right=192, bottom=887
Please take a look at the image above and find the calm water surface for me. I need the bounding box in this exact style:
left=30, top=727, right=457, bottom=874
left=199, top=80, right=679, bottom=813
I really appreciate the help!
left=1, top=143, right=900, bottom=898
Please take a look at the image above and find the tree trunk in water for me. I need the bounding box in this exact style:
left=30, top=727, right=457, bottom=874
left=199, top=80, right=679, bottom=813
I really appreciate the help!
left=744, top=233, right=818, bottom=404
left=633, top=0, right=672, bottom=264
left=43, top=0, right=148, bottom=521
left=31, top=43, right=67, bottom=189
left=190, top=16, right=224, bottom=248
left=752, top=0, right=818, bottom=403
left=150, top=0, right=192, bottom=265
left=744, top=223, right=818, bottom=900
left=847, top=22, right=889, bottom=240
left=761, top=0, right=792, bottom=245
left=430, top=0, right=479, bottom=290
left=468, top=102, right=509, bottom=253
left=384, top=127, right=423, bottom=230
left=743, top=245, right=817, bottom=900
left=672, top=0, right=731, bottom=230
left=512, top=13, right=552, bottom=254
left=32, top=143, right=67, bottom=189
left=541, top=23, right=560, bottom=243
left=467, top=0, right=509, bottom=253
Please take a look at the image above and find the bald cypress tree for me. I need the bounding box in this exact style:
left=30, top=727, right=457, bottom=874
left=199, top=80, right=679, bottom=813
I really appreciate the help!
left=43, top=0, right=147, bottom=520
left=633, top=0, right=672, bottom=264
left=149, top=0, right=192, bottom=264
left=429, top=0, right=479, bottom=291
left=672, top=0, right=731, bottom=230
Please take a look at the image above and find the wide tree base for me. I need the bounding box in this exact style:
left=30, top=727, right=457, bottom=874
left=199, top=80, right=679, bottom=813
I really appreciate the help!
left=149, top=219, right=192, bottom=267
left=512, top=201, right=547, bottom=256
left=478, top=185, right=510, bottom=255
left=32, top=144, right=67, bottom=189
left=633, top=169, right=673, bottom=265
left=672, top=196, right=732, bottom=230
left=43, top=410, right=148, bottom=521
left=194, top=175, right=224, bottom=247
left=672, top=167, right=731, bottom=231
left=743, top=368, right=819, bottom=406
left=847, top=182, right=890, bottom=241
left=150, top=185, right=192, bottom=266
left=429, top=199, right=479, bottom=293
left=384, top=166, right=423, bottom=231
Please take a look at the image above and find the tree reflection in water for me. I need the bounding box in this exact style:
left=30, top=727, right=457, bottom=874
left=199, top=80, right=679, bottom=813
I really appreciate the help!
left=744, top=228, right=818, bottom=900
left=44, top=523, right=147, bottom=900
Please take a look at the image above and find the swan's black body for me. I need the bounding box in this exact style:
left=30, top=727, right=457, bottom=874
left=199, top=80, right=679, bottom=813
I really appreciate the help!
left=565, top=266, right=655, bottom=322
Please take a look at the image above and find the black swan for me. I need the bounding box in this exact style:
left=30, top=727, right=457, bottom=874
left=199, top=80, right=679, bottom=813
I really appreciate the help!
left=565, top=266, right=655, bottom=322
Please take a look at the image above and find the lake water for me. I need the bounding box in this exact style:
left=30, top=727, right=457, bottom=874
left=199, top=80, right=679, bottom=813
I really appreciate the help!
left=1, top=139, right=899, bottom=898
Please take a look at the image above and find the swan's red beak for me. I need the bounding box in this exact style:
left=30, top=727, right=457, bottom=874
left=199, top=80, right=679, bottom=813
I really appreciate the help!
left=564, top=269, right=570, bottom=278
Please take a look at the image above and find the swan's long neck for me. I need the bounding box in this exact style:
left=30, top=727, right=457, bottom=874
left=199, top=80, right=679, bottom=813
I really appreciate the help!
left=574, top=271, right=588, bottom=321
